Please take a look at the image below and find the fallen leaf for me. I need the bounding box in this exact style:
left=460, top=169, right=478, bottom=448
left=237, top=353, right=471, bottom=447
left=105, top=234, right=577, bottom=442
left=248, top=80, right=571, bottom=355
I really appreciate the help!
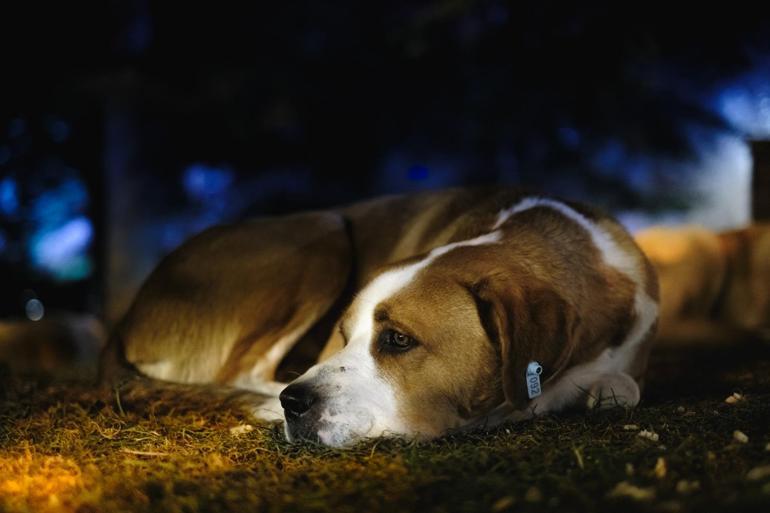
left=573, top=447, right=584, bottom=470
left=607, top=481, right=656, bottom=501
left=733, top=430, right=749, bottom=444
left=524, top=486, right=542, bottom=503
left=120, top=449, right=169, bottom=457
left=653, top=457, right=667, bottom=479
left=676, top=480, right=700, bottom=494
left=747, top=465, right=770, bottom=481
left=229, top=424, right=255, bottom=436
left=638, top=430, right=660, bottom=442
left=491, top=496, right=515, bottom=512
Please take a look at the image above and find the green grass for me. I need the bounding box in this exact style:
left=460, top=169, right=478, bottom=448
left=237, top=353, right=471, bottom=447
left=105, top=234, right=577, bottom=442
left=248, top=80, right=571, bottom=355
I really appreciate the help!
left=1, top=342, right=770, bottom=513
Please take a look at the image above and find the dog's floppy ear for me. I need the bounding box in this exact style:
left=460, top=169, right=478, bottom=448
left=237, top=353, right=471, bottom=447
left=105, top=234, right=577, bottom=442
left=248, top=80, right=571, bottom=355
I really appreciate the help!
left=471, top=274, right=580, bottom=411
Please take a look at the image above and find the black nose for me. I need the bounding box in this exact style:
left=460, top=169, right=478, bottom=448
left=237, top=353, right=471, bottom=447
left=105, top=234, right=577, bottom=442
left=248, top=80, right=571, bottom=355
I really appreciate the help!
left=280, top=383, right=317, bottom=419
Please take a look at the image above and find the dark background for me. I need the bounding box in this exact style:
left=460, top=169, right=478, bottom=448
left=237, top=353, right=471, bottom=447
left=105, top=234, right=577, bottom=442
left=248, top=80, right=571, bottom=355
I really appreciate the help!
left=1, top=1, right=770, bottom=324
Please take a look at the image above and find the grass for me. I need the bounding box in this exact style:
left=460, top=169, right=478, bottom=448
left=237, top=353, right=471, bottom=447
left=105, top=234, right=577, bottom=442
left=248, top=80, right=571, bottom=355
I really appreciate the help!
left=1, top=341, right=770, bottom=513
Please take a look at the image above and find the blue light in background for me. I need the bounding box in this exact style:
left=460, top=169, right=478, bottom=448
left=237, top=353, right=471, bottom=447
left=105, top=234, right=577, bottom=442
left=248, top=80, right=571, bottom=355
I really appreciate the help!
left=712, top=63, right=770, bottom=138
left=625, top=160, right=654, bottom=194
left=25, top=298, right=45, bottom=321
left=592, top=139, right=624, bottom=172
left=31, top=177, right=88, bottom=226
left=182, top=163, right=234, bottom=203
left=407, top=165, right=430, bottom=181
left=23, top=175, right=93, bottom=281
left=30, top=216, right=93, bottom=281
left=716, top=85, right=770, bottom=138
left=380, top=150, right=462, bottom=193
left=0, top=177, right=19, bottom=216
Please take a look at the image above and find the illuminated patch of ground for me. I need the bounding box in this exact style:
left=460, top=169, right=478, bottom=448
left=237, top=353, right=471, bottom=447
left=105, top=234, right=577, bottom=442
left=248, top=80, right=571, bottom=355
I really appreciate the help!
left=1, top=341, right=769, bottom=513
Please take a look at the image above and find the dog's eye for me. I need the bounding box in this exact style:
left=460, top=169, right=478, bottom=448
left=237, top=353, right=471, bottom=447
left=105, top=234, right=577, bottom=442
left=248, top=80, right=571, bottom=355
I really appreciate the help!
left=379, top=329, right=417, bottom=352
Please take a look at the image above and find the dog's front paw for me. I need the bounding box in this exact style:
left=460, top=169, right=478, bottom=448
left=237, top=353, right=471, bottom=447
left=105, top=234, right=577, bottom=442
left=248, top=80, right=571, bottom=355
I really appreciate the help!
left=248, top=396, right=285, bottom=422
left=585, top=372, right=640, bottom=410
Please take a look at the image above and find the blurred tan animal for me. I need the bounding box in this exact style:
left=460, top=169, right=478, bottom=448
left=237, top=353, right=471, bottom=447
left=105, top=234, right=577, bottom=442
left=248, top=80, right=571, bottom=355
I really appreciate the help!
left=635, top=224, right=770, bottom=342
left=0, top=315, right=105, bottom=373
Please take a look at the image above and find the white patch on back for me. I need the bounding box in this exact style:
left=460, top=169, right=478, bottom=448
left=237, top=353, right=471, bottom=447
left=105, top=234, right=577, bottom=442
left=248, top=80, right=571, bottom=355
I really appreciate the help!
left=495, top=197, right=639, bottom=278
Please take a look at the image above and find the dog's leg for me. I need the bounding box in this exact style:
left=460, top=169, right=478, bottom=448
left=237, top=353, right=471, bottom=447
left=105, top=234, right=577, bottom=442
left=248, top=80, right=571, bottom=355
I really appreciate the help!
left=227, top=317, right=319, bottom=395
left=583, top=371, right=640, bottom=410
left=250, top=396, right=285, bottom=422
left=112, top=211, right=354, bottom=423
left=508, top=358, right=642, bottom=422
left=242, top=381, right=288, bottom=396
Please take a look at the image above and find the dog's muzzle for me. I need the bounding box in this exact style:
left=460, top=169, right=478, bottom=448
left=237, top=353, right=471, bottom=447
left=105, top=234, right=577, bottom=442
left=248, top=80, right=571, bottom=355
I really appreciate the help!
left=280, top=382, right=322, bottom=440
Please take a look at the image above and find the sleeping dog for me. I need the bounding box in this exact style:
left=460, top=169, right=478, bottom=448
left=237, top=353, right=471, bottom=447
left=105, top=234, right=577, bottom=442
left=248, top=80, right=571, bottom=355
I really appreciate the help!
left=102, top=188, right=659, bottom=447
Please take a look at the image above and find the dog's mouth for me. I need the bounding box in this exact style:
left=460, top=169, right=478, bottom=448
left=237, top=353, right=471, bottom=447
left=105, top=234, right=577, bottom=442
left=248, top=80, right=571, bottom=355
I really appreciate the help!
left=283, top=413, right=323, bottom=443
left=282, top=398, right=379, bottom=447
left=279, top=369, right=401, bottom=447
left=283, top=410, right=353, bottom=446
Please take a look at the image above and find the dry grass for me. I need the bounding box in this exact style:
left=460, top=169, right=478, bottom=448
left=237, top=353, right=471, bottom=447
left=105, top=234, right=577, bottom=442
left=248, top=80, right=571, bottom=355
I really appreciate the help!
left=2, top=342, right=770, bottom=513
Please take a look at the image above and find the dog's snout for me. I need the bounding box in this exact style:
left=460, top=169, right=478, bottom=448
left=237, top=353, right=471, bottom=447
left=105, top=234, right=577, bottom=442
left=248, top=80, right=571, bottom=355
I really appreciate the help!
left=280, top=383, right=317, bottom=419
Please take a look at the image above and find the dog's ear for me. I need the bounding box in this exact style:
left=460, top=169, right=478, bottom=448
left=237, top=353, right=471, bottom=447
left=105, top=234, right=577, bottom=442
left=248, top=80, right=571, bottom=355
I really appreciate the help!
left=471, top=275, right=580, bottom=411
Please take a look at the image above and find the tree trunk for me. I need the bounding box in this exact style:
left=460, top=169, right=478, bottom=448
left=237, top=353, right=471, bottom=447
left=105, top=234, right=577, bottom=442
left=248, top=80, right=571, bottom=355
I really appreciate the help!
left=752, top=140, right=770, bottom=222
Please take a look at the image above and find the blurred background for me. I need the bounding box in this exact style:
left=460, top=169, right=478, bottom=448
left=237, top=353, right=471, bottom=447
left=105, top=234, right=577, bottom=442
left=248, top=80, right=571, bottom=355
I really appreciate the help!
left=1, top=1, right=770, bottom=368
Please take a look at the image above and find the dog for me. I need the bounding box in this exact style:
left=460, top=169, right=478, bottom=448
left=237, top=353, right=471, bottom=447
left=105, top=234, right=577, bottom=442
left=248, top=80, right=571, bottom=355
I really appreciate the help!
left=102, top=188, right=659, bottom=447
left=635, top=224, right=770, bottom=342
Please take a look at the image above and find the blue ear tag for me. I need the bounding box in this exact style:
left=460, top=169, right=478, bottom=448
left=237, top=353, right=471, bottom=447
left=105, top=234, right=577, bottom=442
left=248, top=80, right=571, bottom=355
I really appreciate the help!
left=526, top=361, right=543, bottom=399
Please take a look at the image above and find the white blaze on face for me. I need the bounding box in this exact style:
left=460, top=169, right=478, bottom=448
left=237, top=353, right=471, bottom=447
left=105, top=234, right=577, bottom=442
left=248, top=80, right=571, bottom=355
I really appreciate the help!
left=288, top=231, right=501, bottom=447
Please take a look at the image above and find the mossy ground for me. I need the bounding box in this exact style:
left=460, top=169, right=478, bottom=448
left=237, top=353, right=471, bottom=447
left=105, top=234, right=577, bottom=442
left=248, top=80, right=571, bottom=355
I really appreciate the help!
left=1, top=340, right=770, bottom=513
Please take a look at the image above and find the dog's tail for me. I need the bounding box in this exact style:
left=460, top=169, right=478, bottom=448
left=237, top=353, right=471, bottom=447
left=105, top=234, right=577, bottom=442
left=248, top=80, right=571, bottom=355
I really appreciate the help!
left=97, top=330, right=281, bottom=419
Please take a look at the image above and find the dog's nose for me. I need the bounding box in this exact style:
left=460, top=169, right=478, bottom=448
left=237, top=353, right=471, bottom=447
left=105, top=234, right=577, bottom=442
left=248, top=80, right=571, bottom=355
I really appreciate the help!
left=280, top=383, right=317, bottom=419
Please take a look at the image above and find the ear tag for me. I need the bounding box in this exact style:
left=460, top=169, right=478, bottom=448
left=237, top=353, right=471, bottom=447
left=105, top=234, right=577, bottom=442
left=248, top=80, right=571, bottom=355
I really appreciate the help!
left=526, top=361, right=543, bottom=399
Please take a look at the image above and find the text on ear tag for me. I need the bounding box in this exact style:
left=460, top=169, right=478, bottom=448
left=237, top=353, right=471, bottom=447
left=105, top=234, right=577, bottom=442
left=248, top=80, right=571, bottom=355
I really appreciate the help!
left=526, top=361, right=543, bottom=399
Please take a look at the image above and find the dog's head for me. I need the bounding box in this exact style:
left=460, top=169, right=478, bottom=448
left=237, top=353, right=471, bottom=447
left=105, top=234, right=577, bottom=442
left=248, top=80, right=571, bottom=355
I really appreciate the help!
left=280, top=242, right=580, bottom=447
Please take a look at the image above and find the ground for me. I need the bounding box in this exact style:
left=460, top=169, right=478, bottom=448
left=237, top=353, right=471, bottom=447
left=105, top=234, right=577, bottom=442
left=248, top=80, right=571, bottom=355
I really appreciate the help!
left=1, top=338, right=770, bottom=513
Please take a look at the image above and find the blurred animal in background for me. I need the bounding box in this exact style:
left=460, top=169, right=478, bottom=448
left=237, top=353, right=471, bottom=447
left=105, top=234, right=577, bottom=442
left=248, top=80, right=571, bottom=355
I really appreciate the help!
left=635, top=224, right=770, bottom=343
left=0, top=315, right=104, bottom=374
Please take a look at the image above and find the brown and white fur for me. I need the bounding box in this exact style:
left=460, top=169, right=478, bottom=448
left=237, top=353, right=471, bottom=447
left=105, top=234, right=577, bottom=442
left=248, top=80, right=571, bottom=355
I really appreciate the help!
left=103, top=188, right=659, bottom=447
